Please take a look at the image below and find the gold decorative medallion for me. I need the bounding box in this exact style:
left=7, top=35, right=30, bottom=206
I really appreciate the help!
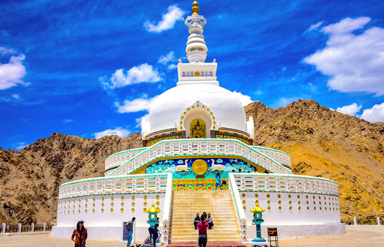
left=194, top=71, right=201, bottom=77
left=192, top=159, right=208, bottom=175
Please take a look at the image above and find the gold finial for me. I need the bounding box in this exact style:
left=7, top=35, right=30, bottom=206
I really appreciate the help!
left=192, top=1, right=199, bottom=15
left=251, top=201, right=265, bottom=213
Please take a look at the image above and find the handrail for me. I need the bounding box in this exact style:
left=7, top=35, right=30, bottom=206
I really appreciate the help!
left=228, top=173, right=247, bottom=244
left=105, top=147, right=148, bottom=171
left=161, top=173, right=173, bottom=244
left=108, top=138, right=293, bottom=177
left=251, top=146, right=290, bottom=157
left=105, top=147, right=148, bottom=161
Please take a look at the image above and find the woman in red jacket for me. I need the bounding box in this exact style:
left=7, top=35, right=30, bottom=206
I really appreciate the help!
left=71, top=220, right=88, bottom=247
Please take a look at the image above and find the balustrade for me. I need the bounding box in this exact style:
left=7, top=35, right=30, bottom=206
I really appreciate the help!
left=58, top=174, right=171, bottom=200
left=233, top=173, right=339, bottom=196
left=109, top=139, right=293, bottom=177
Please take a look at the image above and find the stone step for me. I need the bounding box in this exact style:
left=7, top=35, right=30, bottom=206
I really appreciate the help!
left=171, top=220, right=238, bottom=226
left=171, top=230, right=241, bottom=235
left=170, top=190, right=240, bottom=243
left=167, top=243, right=245, bottom=247
left=170, top=236, right=241, bottom=242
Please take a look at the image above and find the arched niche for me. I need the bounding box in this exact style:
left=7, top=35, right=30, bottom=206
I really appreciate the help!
left=183, top=108, right=213, bottom=138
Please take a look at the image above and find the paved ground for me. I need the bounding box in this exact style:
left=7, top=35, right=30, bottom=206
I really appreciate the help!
left=0, top=226, right=383, bottom=247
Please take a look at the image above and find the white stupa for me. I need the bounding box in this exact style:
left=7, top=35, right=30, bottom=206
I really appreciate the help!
left=52, top=2, right=345, bottom=244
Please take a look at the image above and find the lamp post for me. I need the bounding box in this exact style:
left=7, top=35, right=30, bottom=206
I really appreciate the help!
left=145, top=203, right=160, bottom=228
left=250, top=201, right=266, bottom=243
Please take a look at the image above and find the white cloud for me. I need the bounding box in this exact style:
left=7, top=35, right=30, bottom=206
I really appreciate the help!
left=336, top=103, right=362, bottom=116
left=144, top=5, right=185, bottom=33
left=62, top=119, right=73, bottom=123
left=304, top=17, right=384, bottom=96
left=100, top=63, right=162, bottom=89
left=12, top=94, right=20, bottom=99
left=158, top=51, right=177, bottom=70
left=168, top=64, right=177, bottom=70
left=115, top=95, right=158, bottom=113
left=361, top=102, right=384, bottom=123
left=0, top=47, right=16, bottom=55
left=94, top=127, right=131, bottom=139
left=16, top=142, right=28, bottom=150
left=158, top=51, right=176, bottom=64
left=307, top=21, right=324, bottom=32
left=273, top=97, right=302, bottom=108
left=232, top=91, right=254, bottom=106
left=0, top=50, right=27, bottom=90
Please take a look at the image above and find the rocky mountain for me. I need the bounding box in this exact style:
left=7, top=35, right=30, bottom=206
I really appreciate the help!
left=1, top=99, right=383, bottom=225
left=245, top=100, right=384, bottom=224
left=0, top=132, right=142, bottom=224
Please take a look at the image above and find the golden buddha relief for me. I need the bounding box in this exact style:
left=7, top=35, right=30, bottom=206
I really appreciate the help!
left=190, top=119, right=206, bottom=138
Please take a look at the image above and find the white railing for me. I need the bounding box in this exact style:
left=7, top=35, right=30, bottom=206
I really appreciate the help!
left=58, top=174, right=171, bottom=200
left=251, top=146, right=291, bottom=168
left=161, top=173, right=173, bottom=244
left=228, top=173, right=248, bottom=244
left=233, top=173, right=339, bottom=196
left=109, top=139, right=293, bottom=177
left=105, top=148, right=147, bottom=171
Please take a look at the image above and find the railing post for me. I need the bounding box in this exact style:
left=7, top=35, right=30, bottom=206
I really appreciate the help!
left=18, top=223, right=21, bottom=233
left=31, top=223, right=34, bottom=232
left=43, top=223, right=46, bottom=232
left=1, top=223, right=5, bottom=234
left=378, top=217, right=381, bottom=226
left=354, top=217, right=357, bottom=225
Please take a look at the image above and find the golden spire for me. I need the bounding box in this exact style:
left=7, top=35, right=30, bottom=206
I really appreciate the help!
left=250, top=201, right=265, bottom=213
left=146, top=203, right=161, bottom=213
left=192, top=1, right=199, bottom=15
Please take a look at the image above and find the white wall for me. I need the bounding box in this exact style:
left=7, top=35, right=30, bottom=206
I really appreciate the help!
left=241, top=192, right=341, bottom=226
left=57, top=193, right=165, bottom=228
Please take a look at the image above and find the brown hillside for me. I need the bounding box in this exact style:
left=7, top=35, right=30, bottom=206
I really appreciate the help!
left=245, top=100, right=384, bottom=224
left=0, top=132, right=142, bottom=224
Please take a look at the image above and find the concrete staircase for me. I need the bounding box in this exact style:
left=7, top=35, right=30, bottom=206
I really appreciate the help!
left=169, top=190, right=242, bottom=245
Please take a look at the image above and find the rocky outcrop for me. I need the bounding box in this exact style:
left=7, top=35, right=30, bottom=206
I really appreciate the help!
left=245, top=100, right=384, bottom=224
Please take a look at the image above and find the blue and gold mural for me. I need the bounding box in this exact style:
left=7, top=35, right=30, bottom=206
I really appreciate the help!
left=142, top=158, right=261, bottom=190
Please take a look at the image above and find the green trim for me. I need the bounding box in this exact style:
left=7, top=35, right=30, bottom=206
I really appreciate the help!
left=109, top=138, right=293, bottom=176
left=105, top=147, right=147, bottom=161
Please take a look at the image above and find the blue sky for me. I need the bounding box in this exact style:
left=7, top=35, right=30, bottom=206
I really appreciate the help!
left=1, top=0, right=384, bottom=150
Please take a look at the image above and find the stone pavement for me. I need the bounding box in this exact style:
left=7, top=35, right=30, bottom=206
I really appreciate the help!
left=0, top=226, right=383, bottom=247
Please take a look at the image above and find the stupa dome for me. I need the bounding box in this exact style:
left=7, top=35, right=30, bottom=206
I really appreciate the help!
left=146, top=83, right=247, bottom=137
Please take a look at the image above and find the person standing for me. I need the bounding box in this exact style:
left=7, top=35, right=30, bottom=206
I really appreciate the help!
left=215, top=173, right=222, bottom=190
left=194, top=213, right=200, bottom=230
left=126, top=217, right=136, bottom=247
left=71, top=219, right=87, bottom=247
left=197, top=218, right=210, bottom=247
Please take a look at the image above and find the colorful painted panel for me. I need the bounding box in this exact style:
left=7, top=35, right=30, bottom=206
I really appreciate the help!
left=145, top=158, right=257, bottom=180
